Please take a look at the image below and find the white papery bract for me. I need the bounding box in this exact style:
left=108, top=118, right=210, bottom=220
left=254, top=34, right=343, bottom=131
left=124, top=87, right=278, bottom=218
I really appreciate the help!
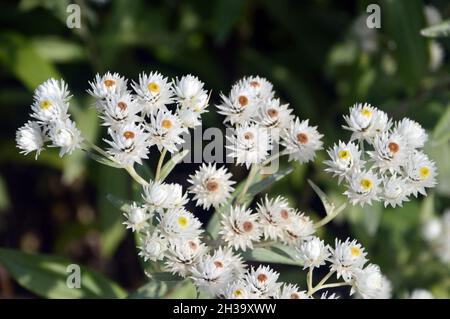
left=217, top=81, right=259, bottom=125
left=281, top=118, right=323, bottom=163
left=344, top=170, right=380, bottom=206
left=99, top=92, right=141, bottom=128
left=48, top=119, right=82, bottom=157
left=142, top=180, right=168, bottom=210
left=173, top=75, right=208, bottom=113
left=16, top=121, right=46, bottom=159
left=226, top=122, right=272, bottom=168
left=105, top=122, right=149, bottom=166
left=369, top=132, right=411, bottom=173
left=297, top=236, right=330, bottom=269
left=138, top=231, right=168, bottom=262
left=324, top=141, right=364, bottom=184
left=132, top=71, right=174, bottom=116
left=329, top=238, right=367, bottom=282
left=343, top=103, right=390, bottom=142
left=276, top=283, right=309, bottom=299
left=351, top=264, right=389, bottom=299
left=253, top=98, right=293, bottom=133
left=281, top=211, right=315, bottom=247
left=244, top=265, right=280, bottom=298
left=123, top=202, right=151, bottom=232
left=219, top=205, right=261, bottom=251
left=188, top=163, right=235, bottom=210
left=165, top=238, right=206, bottom=277
left=221, top=280, right=251, bottom=299
left=404, top=150, right=437, bottom=197
left=240, top=76, right=274, bottom=102
left=394, top=118, right=428, bottom=149
left=31, top=78, right=70, bottom=123
left=164, top=183, right=189, bottom=209
left=381, top=175, right=410, bottom=208
left=257, top=195, right=292, bottom=240
left=159, top=208, right=203, bottom=240
left=146, top=109, right=185, bottom=153
left=88, top=72, right=127, bottom=100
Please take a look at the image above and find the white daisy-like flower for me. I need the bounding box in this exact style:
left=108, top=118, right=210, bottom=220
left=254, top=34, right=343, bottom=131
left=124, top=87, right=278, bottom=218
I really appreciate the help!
left=369, top=132, right=411, bottom=173
left=226, top=122, right=272, bottom=168
left=240, top=76, right=274, bottom=102
left=219, top=205, right=261, bottom=251
left=343, top=103, right=391, bottom=142
left=173, top=74, right=209, bottom=113
left=98, top=92, right=141, bottom=128
left=164, top=182, right=189, bottom=209
left=138, top=230, right=168, bottom=262
left=256, top=195, right=292, bottom=240
left=87, top=72, right=127, bottom=100
left=142, top=180, right=169, bottom=211
left=147, top=109, right=186, bottom=153
left=344, top=170, right=380, bottom=206
left=159, top=208, right=203, bottom=240
left=393, top=118, right=428, bottom=149
left=176, top=107, right=201, bottom=129
left=381, top=175, right=410, bottom=208
left=351, top=264, right=389, bottom=299
left=404, top=150, right=437, bottom=197
left=188, top=163, right=235, bottom=210
left=123, top=202, right=151, bottom=232
left=31, top=79, right=70, bottom=123
left=324, top=141, right=364, bottom=184
left=329, top=238, right=368, bottom=282
left=221, top=280, right=251, bottom=299
left=132, top=71, right=174, bottom=116
left=275, top=283, right=309, bottom=299
left=253, top=98, right=294, bottom=138
left=216, top=82, right=258, bottom=125
left=281, top=211, right=315, bottom=247
left=281, top=118, right=323, bottom=163
left=297, top=236, right=330, bottom=269
left=16, top=121, right=46, bottom=159
left=408, top=289, right=434, bottom=299
left=165, top=238, right=207, bottom=277
left=212, top=246, right=246, bottom=277
left=48, top=119, right=83, bottom=157
left=105, top=122, right=149, bottom=166
left=244, top=265, right=280, bottom=299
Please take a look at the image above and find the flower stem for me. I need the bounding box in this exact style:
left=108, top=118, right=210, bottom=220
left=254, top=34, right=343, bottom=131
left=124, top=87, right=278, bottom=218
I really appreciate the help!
left=155, top=148, right=168, bottom=181
left=314, top=204, right=346, bottom=228
left=126, top=165, right=150, bottom=186
left=318, top=282, right=351, bottom=290
left=237, top=164, right=259, bottom=204
left=307, top=267, right=313, bottom=293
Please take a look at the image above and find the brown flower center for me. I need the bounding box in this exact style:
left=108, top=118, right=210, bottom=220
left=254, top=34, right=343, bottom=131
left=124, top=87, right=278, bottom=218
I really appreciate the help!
left=161, top=119, right=173, bottom=129
left=104, top=79, right=115, bottom=87
left=244, top=132, right=254, bottom=140
left=388, top=142, right=399, bottom=153
left=257, top=273, right=268, bottom=283
left=243, top=221, right=253, bottom=232
left=291, top=293, right=300, bottom=299
left=117, top=101, right=127, bottom=110
left=250, top=81, right=260, bottom=88
left=238, top=95, right=249, bottom=107
left=188, top=241, right=197, bottom=250
left=267, top=108, right=278, bottom=118
left=123, top=131, right=135, bottom=139
left=214, top=261, right=224, bottom=268
left=206, top=179, right=219, bottom=192
left=280, top=209, right=289, bottom=220
left=296, top=133, right=308, bottom=144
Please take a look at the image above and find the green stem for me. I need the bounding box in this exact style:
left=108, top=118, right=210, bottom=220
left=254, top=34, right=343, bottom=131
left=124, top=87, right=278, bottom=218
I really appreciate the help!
left=307, top=267, right=313, bottom=293
left=237, top=164, right=259, bottom=204
left=317, top=282, right=351, bottom=290
left=314, top=204, right=346, bottom=228
left=155, top=148, right=168, bottom=181
left=126, top=165, right=149, bottom=186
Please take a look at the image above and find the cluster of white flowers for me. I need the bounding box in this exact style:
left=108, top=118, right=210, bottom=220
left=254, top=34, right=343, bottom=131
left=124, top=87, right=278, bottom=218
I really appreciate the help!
left=219, top=76, right=323, bottom=167
left=325, top=103, right=437, bottom=207
left=16, top=79, right=83, bottom=158
left=422, top=209, right=450, bottom=264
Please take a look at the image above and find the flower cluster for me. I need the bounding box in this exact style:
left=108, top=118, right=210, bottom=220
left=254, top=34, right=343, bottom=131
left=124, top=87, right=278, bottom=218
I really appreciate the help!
left=16, top=79, right=82, bottom=158
left=422, top=209, right=450, bottom=264
left=325, top=103, right=437, bottom=207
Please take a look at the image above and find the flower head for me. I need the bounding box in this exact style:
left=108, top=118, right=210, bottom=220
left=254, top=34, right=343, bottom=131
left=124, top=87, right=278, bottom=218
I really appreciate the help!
left=297, top=236, right=330, bottom=269
left=16, top=121, right=46, bottom=159
left=48, top=119, right=82, bottom=157
left=138, top=231, right=168, bottom=262
left=329, top=238, right=367, bottom=282
left=324, top=141, right=364, bottom=184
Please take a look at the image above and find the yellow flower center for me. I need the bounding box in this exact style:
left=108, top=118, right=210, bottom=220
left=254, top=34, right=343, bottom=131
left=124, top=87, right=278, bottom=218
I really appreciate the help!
left=338, top=150, right=350, bottom=160
left=40, top=100, right=52, bottom=110
left=360, top=178, right=373, bottom=190
left=351, top=246, right=361, bottom=257
left=419, top=167, right=430, bottom=179
left=147, top=82, right=160, bottom=93
left=104, top=79, right=115, bottom=87
left=361, top=108, right=372, bottom=117
left=233, top=289, right=243, bottom=297
left=161, top=119, right=173, bottom=129
left=123, top=131, right=135, bottom=139
left=178, top=216, right=189, bottom=228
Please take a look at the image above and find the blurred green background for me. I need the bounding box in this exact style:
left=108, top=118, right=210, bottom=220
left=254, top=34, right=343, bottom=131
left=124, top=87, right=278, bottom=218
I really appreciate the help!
left=0, top=0, right=449, bottom=298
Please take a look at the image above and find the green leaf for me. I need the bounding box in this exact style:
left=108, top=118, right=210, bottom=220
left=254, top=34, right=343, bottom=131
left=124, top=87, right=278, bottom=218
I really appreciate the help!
left=159, top=150, right=189, bottom=182
left=0, top=248, right=126, bottom=298
left=432, top=105, right=450, bottom=146
left=0, top=174, right=11, bottom=211
left=421, top=20, right=450, bottom=38
left=243, top=244, right=302, bottom=266
left=32, top=36, right=86, bottom=62
left=247, top=167, right=294, bottom=198
left=212, top=0, right=246, bottom=43
left=106, top=193, right=135, bottom=214
left=128, top=279, right=196, bottom=299
left=85, top=151, right=122, bottom=169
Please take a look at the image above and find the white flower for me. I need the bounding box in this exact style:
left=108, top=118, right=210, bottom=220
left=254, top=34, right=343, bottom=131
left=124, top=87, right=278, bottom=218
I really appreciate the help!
left=88, top=72, right=127, bottom=100
left=256, top=195, right=292, bottom=240
left=219, top=205, right=261, bottom=251
left=344, top=170, right=380, bottom=206
left=123, top=202, right=150, bottom=232
left=297, top=236, right=330, bottom=269
left=329, top=238, right=368, bottom=282
left=147, top=109, right=186, bottom=153
left=408, top=289, right=434, bottom=299
left=275, top=283, right=309, bottom=299
left=142, top=180, right=169, bottom=210
left=217, top=82, right=259, bottom=125
left=244, top=265, right=280, bottom=298
left=173, top=75, right=209, bottom=113
left=369, top=132, right=411, bottom=173
left=16, top=121, right=46, bottom=159
left=421, top=217, right=442, bottom=242
left=98, top=92, right=141, bottom=128
left=165, top=238, right=206, bottom=277
left=281, top=211, right=315, bottom=247
left=164, top=183, right=189, bottom=209
left=31, top=79, right=70, bottom=123
left=422, top=209, right=450, bottom=264
left=159, top=208, right=203, bottom=240
left=138, top=231, right=168, bottom=262
left=188, top=163, right=235, bottom=210
left=221, top=280, right=251, bottom=299
left=324, top=141, right=364, bottom=184
left=177, top=107, right=201, bottom=128
left=240, top=76, right=274, bottom=102
left=404, top=151, right=437, bottom=197
left=393, top=118, right=428, bottom=149
left=381, top=175, right=410, bottom=208
left=281, top=118, right=323, bottom=163
left=343, top=103, right=391, bottom=142
left=105, top=122, right=149, bottom=166
left=132, top=71, right=174, bottom=116
left=226, top=123, right=272, bottom=168
left=253, top=98, right=293, bottom=138
left=48, top=119, right=82, bottom=157
left=351, top=264, right=389, bottom=299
